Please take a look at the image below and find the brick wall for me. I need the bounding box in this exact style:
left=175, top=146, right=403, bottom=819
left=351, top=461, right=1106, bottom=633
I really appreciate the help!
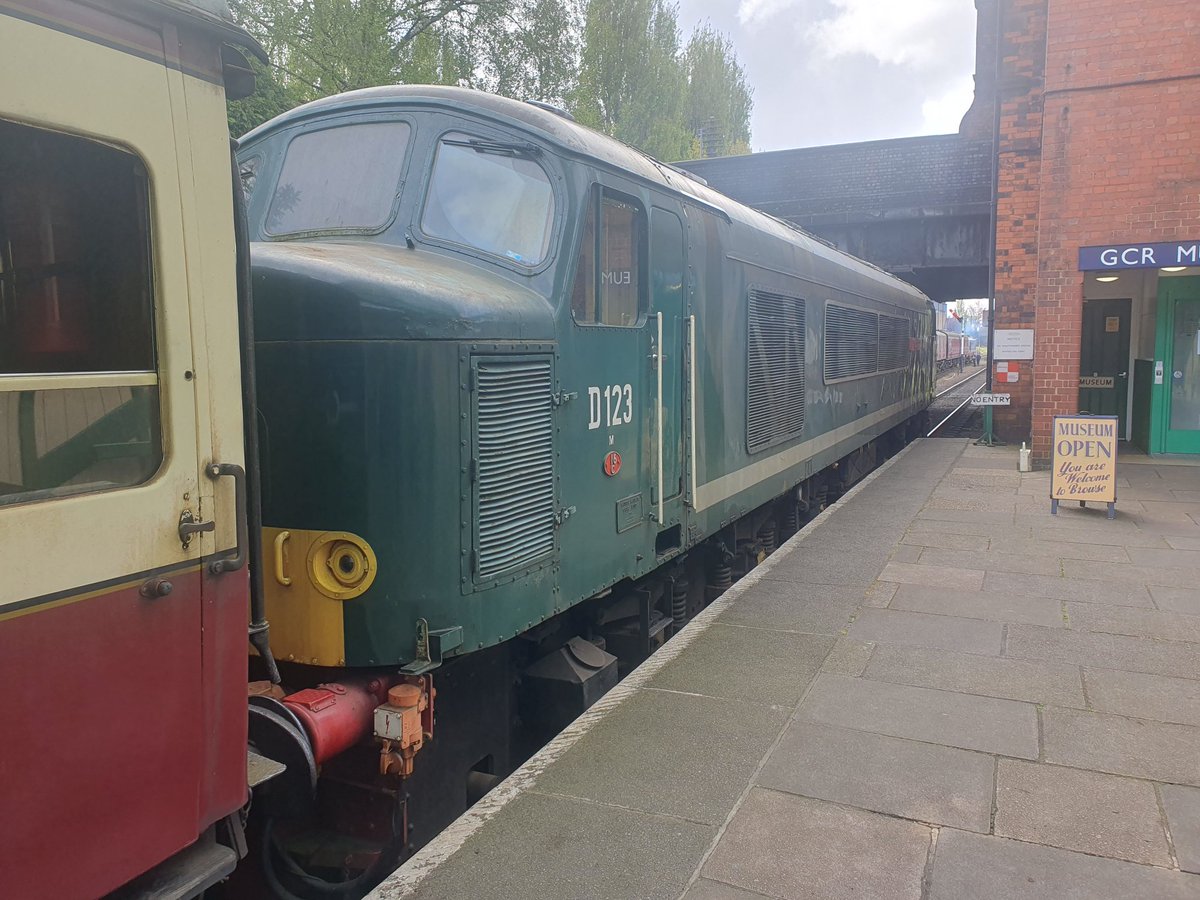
left=993, top=0, right=1200, bottom=456
left=1027, top=0, right=1200, bottom=456
left=991, top=0, right=1047, bottom=444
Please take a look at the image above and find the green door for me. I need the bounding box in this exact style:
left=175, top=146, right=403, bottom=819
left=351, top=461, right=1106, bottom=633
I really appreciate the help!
left=1078, top=298, right=1131, bottom=438
left=1159, top=276, right=1200, bottom=454
left=649, top=206, right=686, bottom=527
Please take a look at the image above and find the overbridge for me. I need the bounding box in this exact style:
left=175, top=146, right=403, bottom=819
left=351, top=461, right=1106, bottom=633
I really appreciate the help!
left=678, top=133, right=993, bottom=304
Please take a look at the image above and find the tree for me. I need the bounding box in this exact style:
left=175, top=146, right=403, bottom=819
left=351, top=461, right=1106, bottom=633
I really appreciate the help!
left=464, top=0, right=581, bottom=106
left=227, top=0, right=484, bottom=132
left=685, top=24, right=752, bottom=157
left=573, top=0, right=692, bottom=161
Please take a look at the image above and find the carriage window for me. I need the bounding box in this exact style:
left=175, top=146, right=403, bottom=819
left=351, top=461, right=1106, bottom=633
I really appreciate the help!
left=571, top=192, right=643, bottom=327
left=422, top=132, right=555, bottom=266
left=267, top=121, right=410, bottom=236
left=0, top=120, right=161, bottom=505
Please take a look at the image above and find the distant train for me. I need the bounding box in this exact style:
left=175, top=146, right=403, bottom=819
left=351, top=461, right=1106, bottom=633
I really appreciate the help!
left=936, top=330, right=981, bottom=370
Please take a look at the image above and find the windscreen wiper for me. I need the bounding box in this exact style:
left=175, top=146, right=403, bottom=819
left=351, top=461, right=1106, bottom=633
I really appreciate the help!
left=443, top=138, right=542, bottom=158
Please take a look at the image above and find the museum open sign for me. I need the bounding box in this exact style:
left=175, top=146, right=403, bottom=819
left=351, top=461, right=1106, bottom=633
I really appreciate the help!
left=1050, top=415, right=1118, bottom=519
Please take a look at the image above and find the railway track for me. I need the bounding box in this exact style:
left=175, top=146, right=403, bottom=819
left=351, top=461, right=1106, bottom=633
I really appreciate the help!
left=927, top=367, right=987, bottom=438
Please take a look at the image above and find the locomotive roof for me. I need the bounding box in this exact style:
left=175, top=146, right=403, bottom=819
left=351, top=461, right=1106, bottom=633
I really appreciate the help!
left=242, top=85, right=930, bottom=306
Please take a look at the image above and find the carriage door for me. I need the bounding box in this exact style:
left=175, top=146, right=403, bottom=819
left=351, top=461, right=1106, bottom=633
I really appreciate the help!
left=649, top=206, right=687, bottom=542
left=0, top=29, right=218, bottom=897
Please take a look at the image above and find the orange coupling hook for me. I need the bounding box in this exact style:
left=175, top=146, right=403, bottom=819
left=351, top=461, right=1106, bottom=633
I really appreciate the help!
left=374, top=676, right=434, bottom=778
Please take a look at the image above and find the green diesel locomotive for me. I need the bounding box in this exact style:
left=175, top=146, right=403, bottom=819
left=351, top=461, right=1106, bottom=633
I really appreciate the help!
left=236, top=85, right=935, bottom=883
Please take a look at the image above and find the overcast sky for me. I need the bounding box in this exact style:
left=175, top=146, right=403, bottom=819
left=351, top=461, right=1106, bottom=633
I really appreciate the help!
left=675, top=0, right=979, bottom=152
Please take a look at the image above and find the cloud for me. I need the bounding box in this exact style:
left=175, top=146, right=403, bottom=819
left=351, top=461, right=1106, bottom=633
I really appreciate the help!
left=737, top=0, right=801, bottom=28
left=921, top=74, right=975, bottom=133
left=806, top=0, right=974, bottom=71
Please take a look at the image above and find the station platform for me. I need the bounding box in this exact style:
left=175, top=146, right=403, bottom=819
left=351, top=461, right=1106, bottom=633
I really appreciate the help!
left=370, top=439, right=1200, bottom=900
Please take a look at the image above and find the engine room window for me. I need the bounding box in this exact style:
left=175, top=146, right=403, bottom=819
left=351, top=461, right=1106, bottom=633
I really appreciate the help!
left=421, top=132, right=555, bottom=266
left=0, top=120, right=161, bottom=505
left=571, top=192, right=644, bottom=327
left=266, top=121, right=410, bottom=236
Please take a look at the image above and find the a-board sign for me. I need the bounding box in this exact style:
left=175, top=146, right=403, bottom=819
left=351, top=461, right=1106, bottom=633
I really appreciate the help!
left=969, top=393, right=1011, bottom=406
left=1050, top=414, right=1118, bottom=519
left=993, top=329, right=1034, bottom=360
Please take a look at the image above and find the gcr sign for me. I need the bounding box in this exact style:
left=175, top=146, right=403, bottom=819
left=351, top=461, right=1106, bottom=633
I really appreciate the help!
left=1079, top=240, right=1200, bottom=270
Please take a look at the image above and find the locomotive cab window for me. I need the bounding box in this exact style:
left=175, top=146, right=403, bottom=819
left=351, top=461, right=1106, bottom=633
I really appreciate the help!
left=0, top=120, right=161, bottom=505
left=421, top=131, right=555, bottom=267
left=571, top=189, right=644, bottom=327
left=267, top=121, right=411, bottom=236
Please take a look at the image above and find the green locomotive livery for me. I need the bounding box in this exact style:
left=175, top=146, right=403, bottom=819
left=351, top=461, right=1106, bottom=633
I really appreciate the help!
left=240, top=85, right=934, bottom=675
left=238, top=87, right=934, bottom=856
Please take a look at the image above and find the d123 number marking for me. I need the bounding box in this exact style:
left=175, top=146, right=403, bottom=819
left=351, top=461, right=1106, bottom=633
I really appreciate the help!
left=588, top=384, right=632, bottom=430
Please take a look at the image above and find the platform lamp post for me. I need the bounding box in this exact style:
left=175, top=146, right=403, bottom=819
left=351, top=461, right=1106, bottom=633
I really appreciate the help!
left=976, top=0, right=1003, bottom=448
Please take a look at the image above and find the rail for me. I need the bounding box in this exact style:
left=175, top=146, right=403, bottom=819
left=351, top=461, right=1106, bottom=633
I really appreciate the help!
left=927, top=369, right=987, bottom=437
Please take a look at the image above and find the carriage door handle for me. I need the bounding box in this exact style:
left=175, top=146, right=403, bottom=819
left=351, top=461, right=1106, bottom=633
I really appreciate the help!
left=206, top=462, right=247, bottom=575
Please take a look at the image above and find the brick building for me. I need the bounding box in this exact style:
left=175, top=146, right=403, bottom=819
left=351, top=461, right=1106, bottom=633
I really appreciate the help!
left=977, top=0, right=1200, bottom=457
left=683, top=0, right=1200, bottom=459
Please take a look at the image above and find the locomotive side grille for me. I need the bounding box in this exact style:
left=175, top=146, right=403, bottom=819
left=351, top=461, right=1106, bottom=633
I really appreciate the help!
left=878, top=314, right=912, bottom=372
left=824, top=303, right=879, bottom=383
left=474, top=358, right=556, bottom=580
left=747, top=289, right=806, bottom=453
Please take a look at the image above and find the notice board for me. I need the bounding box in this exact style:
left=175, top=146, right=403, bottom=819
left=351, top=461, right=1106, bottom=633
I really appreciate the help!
left=1050, top=415, right=1118, bottom=518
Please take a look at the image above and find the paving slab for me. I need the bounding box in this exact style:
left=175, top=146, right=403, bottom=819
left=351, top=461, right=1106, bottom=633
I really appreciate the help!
left=820, top=638, right=874, bottom=676
left=985, top=536, right=1133, bottom=562
left=1084, top=667, right=1200, bottom=726
left=929, top=828, right=1200, bottom=900
left=1165, top=534, right=1200, bottom=550
left=1066, top=603, right=1200, bottom=644
left=984, top=571, right=1155, bottom=608
left=760, top=546, right=888, bottom=587
left=681, top=879, right=773, bottom=900
left=716, top=581, right=862, bottom=635
left=1061, top=559, right=1198, bottom=589
left=993, top=760, right=1171, bottom=866
left=534, top=687, right=787, bottom=825
left=846, top=607, right=1004, bottom=655
left=1126, top=547, right=1200, bottom=569
left=915, top=507, right=1015, bottom=527
left=863, top=644, right=1086, bottom=707
left=878, top=561, right=985, bottom=591
left=1042, top=706, right=1200, bottom=785
left=796, top=673, right=1039, bottom=758
left=890, top=583, right=1064, bottom=627
left=758, top=722, right=994, bottom=832
left=701, top=789, right=930, bottom=900
left=1005, top=624, right=1200, bottom=678
left=920, top=548, right=1062, bottom=576
left=403, top=790, right=714, bottom=900
left=647, top=623, right=832, bottom=707
left=862, top=579, right=898, bottom=608
left=1150, top=584, right=1200, bottom=616
left=901, top=529, right=991, bottom=551
left=1161, top=784, right=1200, bottom=874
